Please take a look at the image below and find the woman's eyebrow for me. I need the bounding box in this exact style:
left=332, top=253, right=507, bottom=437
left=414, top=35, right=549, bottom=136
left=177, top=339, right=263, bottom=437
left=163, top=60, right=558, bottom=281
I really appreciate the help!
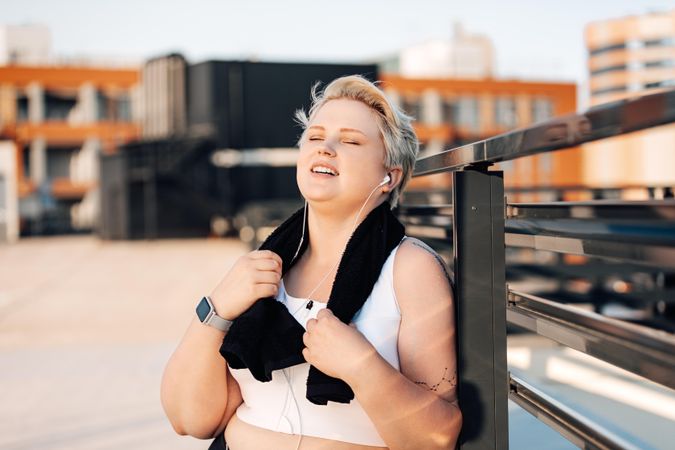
left=307, top=125, right=367, bottom=137
left=340, top=127, right=367, bottom=137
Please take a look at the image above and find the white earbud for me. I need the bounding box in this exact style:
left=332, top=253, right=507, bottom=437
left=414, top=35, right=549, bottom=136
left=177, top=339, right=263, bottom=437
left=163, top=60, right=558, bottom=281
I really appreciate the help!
left=379, top=174, right=391, bottom=187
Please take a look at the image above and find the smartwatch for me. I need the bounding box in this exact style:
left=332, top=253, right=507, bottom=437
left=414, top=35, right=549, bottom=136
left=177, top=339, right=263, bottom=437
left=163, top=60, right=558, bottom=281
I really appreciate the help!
left=196, top=296, right=233, bottom=332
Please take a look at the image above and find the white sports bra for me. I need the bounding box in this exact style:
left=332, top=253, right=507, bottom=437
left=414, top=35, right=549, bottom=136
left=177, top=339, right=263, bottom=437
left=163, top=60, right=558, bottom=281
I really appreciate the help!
left=228, top=237, right=407, bottom=447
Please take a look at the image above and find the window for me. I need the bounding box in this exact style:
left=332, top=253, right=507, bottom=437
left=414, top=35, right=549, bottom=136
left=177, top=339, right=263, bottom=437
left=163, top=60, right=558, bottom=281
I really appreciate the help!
left=117, top=94, right=132, bottom=122
left=495, top=97, right=517, bottom=129
left=46, top=147, right=77, bottom=179
left=16, top=95, right=29, bottom=122
left=441, top=99, right=455, bottom=124
left=95, top=92, right=132, bottom=122
left=44, top=91, right=77, bottom=121
left=455, top=97, right=479, bottom=132
left=97, top=91, right=108, bottom=121
left=401, top=96, right=421, bottom=121
left=531, top=98, right=553, bottom=123
left=22, top=145, right=30, bottom=176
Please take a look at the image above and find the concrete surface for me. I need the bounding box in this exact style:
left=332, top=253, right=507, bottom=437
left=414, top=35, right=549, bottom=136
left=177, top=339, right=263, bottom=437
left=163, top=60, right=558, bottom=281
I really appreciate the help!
left=1, top=235, right=674, bottom=449
left=0, top=235, right=248, bottom=450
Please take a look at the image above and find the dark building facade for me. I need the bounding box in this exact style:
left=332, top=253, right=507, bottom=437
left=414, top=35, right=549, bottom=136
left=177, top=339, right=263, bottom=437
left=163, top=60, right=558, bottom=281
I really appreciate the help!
left=99, top=57, right=378, bottom=240
left=187, top=60, right=378, bottom=148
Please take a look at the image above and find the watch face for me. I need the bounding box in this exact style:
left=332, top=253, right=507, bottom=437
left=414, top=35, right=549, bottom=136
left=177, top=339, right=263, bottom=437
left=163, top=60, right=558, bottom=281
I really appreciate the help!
left=196, top=297, right=212, bottom=322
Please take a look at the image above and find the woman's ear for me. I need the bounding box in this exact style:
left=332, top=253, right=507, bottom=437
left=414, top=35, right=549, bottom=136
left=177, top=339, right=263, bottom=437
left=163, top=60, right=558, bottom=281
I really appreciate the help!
left=385, top=168, right=404, bottom=192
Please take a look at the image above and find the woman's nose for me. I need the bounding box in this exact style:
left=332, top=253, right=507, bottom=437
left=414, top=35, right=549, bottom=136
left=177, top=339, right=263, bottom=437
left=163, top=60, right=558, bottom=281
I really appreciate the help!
left=317, top=142, right=336, bottom=157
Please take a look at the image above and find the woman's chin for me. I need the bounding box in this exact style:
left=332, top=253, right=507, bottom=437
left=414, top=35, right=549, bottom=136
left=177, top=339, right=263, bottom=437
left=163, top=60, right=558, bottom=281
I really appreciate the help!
left=303, top=193, right=337, bottom=204
left=298, top=185, right=339, bottom=202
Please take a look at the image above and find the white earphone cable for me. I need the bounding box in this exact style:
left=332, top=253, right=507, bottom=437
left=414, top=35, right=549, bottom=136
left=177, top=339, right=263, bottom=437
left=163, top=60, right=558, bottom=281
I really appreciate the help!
left=282, top=175, right=389, bottom=450
left=281, top=367, right=304, bottom=450
left=301, top=178, right=388, bottom=303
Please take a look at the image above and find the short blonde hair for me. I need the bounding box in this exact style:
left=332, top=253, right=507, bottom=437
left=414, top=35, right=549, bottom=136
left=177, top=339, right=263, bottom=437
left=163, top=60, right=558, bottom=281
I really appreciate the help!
left=294, top=75, right=419, bottom=209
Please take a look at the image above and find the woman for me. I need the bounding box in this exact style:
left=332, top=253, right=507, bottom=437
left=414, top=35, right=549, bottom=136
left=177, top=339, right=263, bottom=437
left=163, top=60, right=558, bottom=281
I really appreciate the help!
left=161, top=75, right=462, bottom=450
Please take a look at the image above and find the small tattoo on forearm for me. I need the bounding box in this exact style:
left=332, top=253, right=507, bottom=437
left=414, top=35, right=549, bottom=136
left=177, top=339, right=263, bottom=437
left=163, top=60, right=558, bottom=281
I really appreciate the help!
left=414, top=367, right=457, bottom=392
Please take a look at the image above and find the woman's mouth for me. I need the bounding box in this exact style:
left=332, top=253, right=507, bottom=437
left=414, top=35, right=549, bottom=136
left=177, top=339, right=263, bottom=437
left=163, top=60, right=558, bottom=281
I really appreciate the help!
left=310, top=165, right=339, bottom=177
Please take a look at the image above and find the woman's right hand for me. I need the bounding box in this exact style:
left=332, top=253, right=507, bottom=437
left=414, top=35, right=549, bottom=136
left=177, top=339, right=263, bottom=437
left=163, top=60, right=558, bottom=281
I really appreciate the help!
left=209, top=250, right=283, bottom=321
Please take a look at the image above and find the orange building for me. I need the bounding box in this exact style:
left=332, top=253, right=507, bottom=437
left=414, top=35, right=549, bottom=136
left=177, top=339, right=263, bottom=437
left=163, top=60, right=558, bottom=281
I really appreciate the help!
left=0, top=65, right=140, bottom=236
left=379, top=75, right=579, bottom=197
left=582, top=10, right=675, bottom=195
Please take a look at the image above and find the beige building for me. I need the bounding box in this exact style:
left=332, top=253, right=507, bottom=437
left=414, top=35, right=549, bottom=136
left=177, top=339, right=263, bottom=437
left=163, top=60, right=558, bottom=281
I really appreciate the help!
left=583, top=9, right=675, bottom=194
left=0, top=24, right=52, bottom=66
left=380, top=23, right=495, bottom=79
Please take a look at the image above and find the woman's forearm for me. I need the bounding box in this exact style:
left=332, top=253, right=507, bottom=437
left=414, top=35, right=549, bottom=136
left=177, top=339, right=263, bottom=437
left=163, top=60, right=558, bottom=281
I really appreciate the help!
left=348, top=353, right=462, bottom=450
left=160, top=317, right=230, bottom=439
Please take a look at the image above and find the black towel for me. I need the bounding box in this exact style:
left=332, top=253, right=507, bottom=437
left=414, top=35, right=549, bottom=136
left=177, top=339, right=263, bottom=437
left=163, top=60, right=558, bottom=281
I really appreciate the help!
left=220, top=200, right=405, bottom=405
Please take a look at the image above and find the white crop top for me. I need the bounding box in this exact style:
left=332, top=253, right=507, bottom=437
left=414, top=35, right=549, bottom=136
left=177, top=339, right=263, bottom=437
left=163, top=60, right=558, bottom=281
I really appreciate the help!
left=228, top=237, right=407, bottom=447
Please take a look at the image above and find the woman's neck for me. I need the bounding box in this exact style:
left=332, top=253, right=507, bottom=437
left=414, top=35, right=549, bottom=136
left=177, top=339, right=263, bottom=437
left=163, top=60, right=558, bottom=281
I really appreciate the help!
left=304, top=199, right=383, bottom=267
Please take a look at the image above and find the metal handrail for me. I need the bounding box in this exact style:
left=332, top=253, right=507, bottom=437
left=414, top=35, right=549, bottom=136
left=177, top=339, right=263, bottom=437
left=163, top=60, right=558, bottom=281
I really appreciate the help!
left=400, top=200, right=675, bottom=269
left=401, top=88, right=675, bottom=450
left=507, top=289, right=675, bottom=390
left=412, top=88, right=675, bottom=176
left=509, top=375, right=642, bottom=450
left=505, top=200, right=675, bottom=268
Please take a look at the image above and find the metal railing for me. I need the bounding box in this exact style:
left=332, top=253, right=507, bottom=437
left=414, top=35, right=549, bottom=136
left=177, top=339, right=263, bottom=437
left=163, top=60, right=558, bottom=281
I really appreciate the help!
left=398, top=88, right=675, bottom=449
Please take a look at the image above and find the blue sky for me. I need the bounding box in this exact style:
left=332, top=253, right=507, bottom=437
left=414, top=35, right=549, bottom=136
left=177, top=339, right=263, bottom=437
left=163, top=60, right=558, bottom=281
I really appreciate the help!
left=3, top=0, right=673, bottom=99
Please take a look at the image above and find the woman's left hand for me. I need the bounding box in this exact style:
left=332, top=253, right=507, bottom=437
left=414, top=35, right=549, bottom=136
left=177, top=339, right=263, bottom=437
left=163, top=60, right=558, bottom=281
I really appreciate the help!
left=302, top=308, right=377, bottom=383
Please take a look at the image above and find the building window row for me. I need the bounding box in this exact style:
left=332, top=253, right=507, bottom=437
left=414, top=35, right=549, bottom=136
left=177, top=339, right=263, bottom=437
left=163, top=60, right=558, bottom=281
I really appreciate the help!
left=593, top=79, right=675, bottom=96
left=644, top=60, right=675, bottom=69
left=14, top=89, right=132, bottom=123
left=644, top=79, right=675, bottom=89
left=400, top=94, right=554, bottom=132
left=644, top=37, right=675, bottom=47
left=591, top=85, right=627, bottom=96
left=590, top=37, right=675, bottom=57
left=592, top=59, right=675, bottom=75
left=589, top=43, right=627, bottom=56
left=591, top=64, right=628, bottom=76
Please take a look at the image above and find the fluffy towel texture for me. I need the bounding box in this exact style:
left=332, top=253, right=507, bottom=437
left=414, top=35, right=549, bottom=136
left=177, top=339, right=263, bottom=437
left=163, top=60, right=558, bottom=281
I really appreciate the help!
left=220, top=200, right=405, bottom=405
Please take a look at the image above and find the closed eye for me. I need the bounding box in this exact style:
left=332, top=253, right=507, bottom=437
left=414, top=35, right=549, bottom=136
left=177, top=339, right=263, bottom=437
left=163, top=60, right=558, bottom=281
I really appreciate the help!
left=308, top=136, right=324, bottom=141
left=344, top=141, right=360, bottom=145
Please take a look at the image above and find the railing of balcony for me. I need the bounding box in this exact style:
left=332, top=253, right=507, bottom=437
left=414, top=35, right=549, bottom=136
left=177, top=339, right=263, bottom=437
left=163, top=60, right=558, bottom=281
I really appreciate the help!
left=397, top=88, right=675, bottom=449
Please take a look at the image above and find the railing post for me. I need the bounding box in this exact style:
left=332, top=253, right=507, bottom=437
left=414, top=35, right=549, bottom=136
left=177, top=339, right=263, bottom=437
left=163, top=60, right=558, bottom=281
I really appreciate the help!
left=453, top=165, right=508, bottom=449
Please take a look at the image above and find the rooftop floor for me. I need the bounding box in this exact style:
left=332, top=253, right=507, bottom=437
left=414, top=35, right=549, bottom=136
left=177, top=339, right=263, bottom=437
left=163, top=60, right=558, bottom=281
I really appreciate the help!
left=0, top=235, right=673, bottom=449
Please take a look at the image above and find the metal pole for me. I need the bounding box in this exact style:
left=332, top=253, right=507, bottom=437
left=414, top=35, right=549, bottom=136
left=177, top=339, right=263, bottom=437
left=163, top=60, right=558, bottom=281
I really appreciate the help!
left=453, top=165, right=508, bottom=449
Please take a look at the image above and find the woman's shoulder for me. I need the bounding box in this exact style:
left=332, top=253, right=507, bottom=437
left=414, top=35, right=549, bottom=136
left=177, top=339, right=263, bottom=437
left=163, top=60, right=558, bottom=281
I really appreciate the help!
left=395, top=237, right=449, bottom=276
left=393, top=237, right=454, bottom=312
